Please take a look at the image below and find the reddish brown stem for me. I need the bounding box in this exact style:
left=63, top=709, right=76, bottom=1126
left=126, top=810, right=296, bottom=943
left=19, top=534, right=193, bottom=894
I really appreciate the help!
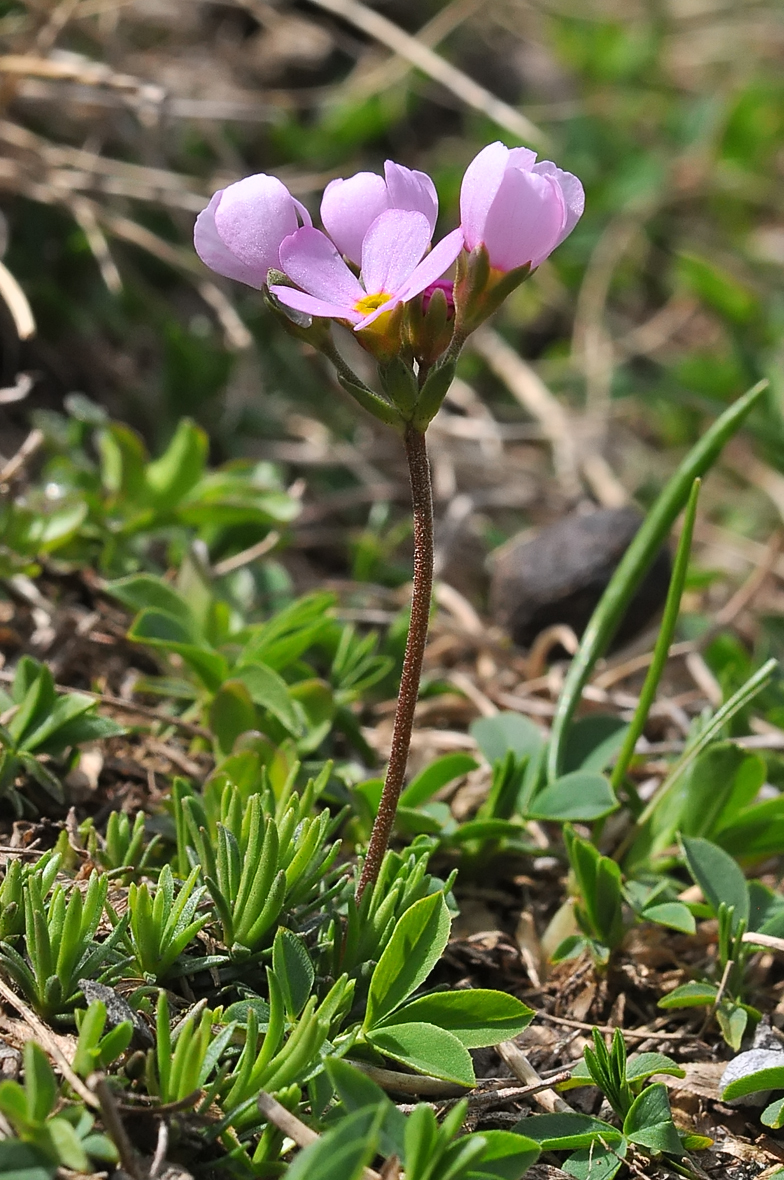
left=356, top=425, right=434, bottom=901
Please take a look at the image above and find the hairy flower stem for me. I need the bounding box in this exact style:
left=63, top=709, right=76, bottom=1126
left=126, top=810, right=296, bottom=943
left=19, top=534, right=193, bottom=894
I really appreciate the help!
left=356, top=425, right=434, bottom=901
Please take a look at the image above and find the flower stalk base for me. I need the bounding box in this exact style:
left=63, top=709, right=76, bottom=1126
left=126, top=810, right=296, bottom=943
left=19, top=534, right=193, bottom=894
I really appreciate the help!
left=356, top=426, right=434, bottom=900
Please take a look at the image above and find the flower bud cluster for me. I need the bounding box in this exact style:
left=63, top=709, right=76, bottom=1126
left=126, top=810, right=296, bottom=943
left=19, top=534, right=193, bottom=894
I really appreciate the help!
left=195, top=143, right=583, bottom=430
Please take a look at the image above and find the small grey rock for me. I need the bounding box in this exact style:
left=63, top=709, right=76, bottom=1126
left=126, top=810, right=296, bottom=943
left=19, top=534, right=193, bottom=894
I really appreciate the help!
left=489, top=506, right=671, bottom=651
left=719, top=1048, right=784, bottom=1106
left=79, top=978, right=153, bottom=1050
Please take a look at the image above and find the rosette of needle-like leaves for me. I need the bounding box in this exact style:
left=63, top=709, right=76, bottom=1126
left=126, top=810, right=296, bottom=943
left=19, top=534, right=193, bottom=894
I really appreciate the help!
left=181, top=786, right=341, bottom=958
left=0, top=871, right=128, bottom=1018
left=333, top=839, right=455, bottom=979
left=146, top=991, right=238, bottom=1107
left=124, top=864, right=211, bottom=981
left=218, top=968, right=354, bottom=1131
left=0, top=850, right=61, bottom=941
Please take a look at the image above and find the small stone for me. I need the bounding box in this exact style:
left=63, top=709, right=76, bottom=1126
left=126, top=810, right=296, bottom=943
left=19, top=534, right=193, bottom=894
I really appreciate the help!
left=489, top=506, right=671, bottom=650
left=79, top=978, right=153, bottom=1049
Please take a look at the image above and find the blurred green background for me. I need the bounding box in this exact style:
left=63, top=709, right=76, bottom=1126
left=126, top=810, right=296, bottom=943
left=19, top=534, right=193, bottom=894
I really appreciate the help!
left=1, top=0, right=783, bottom=595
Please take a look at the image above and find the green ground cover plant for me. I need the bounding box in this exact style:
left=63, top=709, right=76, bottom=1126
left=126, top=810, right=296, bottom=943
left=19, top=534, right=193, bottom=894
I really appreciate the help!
left=2, top=0, right=784, bottom=1177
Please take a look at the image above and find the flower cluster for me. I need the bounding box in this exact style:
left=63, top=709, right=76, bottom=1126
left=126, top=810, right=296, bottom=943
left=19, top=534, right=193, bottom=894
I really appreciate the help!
left=195, top=143, right=583, bottom=429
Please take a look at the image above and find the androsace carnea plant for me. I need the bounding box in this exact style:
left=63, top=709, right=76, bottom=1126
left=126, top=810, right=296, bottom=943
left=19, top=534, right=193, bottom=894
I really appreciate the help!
left=195, top=144, right=584, bottom=897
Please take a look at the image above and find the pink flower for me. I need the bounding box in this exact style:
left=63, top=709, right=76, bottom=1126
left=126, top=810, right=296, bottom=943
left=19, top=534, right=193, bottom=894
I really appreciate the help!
left=270, top=209, right=463, bottom=331
left=194, top=173, right=311, bottom=288
left=460, top=142, right=584, bottom=272
left=320, top=161, right=438, bottom=266
left=422, top=278, right=455, bottom=316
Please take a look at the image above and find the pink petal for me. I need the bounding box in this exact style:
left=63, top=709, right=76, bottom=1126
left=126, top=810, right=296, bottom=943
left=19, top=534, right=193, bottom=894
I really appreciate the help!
left=459, top=142, right=509, bottom=252
left=320, top=173, right=389, bottom=264
left=194, top=192, right=267, bottom=287
left=357, top=227, right=464, bottom=330
left=270, top=285, right=361, bottom=324
left=360, top=209, right=431, bottom=295
left=507, top=147, right=538, bottom=171
left=533, top=162, right=585, bottom=246
left=214, top=174, right=302, bottom=277
left=395, top=228, right=464, bottom=303
left=482, top=168, right=565, bottom=270
left=279, top=227, right=364, bottom=306
left=384, top=161, right=438, bottom=232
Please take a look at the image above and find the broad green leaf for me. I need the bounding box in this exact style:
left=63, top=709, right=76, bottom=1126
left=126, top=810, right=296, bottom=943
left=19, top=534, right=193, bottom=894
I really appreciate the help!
left=233, top=662, right=303, bottom=735
left=209, top=681, right=256, bottom=760
left=401, top=753, right=479, bottom=808
left=108, top=576, right=197, bottom=635
left=365, top=892, right=451, bottom=1029
left=24, top=1043, right=56, bottom=1124
left=762, top=1097, right=784, bottom=1129
left=658, top=981, right=719, bottom=1009
left=285, top=1105, right=381, bottom=1180
left=272, top=929, right=314, bottom=1020
left=722, top=1064, right=784, bottom=1102
left=20, top=693, right=96, bottom=753
left=0, top=1139, right=53, bottom=1179
left=466, top=1129, right=540, bottom=1180
left=367, top=1021, right=475, bottom=1086
left=527, top=773, right=618, bottom=822
left=622, top=1083, right=683, bottom=1156
left=642, top=902, right=696, bottom=934
left=145, top=418, right=208, bottom=505
left=515, top=1113, right=622, bottom=1151
left=46, top=1118, right=90, bottom=1173
left=681, top=836, right=749, bottom=927
left=382, top=989, right=534, bottom=1048
left=563, top=716, right=628, bottom=774
left=716, top=796, right=784, bottom=861
left=325, top=1059, right=406, bottom=1159
left=471, top=713, right=543, bottom=766
left=563, top=1141, right=627, bottom=1180
left=717, top=1001, right=748, bottom=1050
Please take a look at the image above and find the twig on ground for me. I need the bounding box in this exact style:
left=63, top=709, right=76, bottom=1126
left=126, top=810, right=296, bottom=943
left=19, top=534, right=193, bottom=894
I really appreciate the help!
left=497, top=1040, right=573, bottom=1114
left=0, top=428, right=44, bottom=485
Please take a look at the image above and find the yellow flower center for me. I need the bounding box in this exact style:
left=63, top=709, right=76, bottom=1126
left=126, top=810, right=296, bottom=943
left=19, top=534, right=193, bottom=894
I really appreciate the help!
left=354, top=291, right=391, bottom=315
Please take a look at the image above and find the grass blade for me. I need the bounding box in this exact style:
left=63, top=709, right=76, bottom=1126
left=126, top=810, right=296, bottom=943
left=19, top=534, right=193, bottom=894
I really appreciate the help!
left=547, top=379, right=768, bottom=782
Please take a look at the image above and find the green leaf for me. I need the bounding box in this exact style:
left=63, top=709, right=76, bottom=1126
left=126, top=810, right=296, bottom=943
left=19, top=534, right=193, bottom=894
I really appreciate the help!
left=563, top=1141, right=627, bottom=1180
left=209, top=681, right=256, bottom=759
left=0, top=1139, right=53, bottom=1179
left=563, top=716, right=628, bottom=774
left=272, top=929, right=315, bottom=1020
left=564, top=1053, right=684, bottom=1091
left=471, top=713, right=543, bottom=766
left=622, top=1083, right=683, bottom=1156
left=367, top=1021, right=475, bottom=1086
left=365, top=892, right=451, bottom=1029
left=717, top=1001, right=748, bottom=1050
left=722, top=1065, right=784, bottom=1102
left=233, top=662, right=303, bottom=735
left=129, top=612, right=228, bottom=691
left=514, top=1112, right=622, bottom=1151
left=466, top=1129, right=540, bottom=1180
left=401, top=753, right=479, bottom=808
left=108, top=575, right=197, bottom=635
left=285, top=1105, right=381, bottom=1180
left=46, top=1117, right=90, bottom=1173
left=325, top=1058, right=406, bottom=1159
left=547, top=379, right=769, bottom=782
left=642, top=902, right=696, bottom=934
left=527, top=773, right=618, bottom=822
left=762, top=1097, right=784, bottom=1129
left=658, top=981, right=719, bottom=1009
left=145, top=418, right=208, bottom=505
left=680, top=836, right=749, bottom=927
left=383, top=989, right=534, bottom=1049
left=24, top=1042, right=56, bottom=1124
